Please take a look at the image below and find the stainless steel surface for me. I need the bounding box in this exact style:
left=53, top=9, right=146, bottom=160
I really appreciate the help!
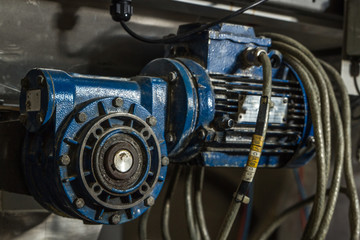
left=114, top=150, right=134, bottom=173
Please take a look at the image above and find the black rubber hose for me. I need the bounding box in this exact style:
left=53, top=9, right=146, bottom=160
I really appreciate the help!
left=195, top=167, right=211, bottom=240
left=162, top=166, right=182, bottom=240
left=185, top=167, right=197, bottom=240
left=217, top=51, right=272, bottom=240
left=139, top=207, right=151, bottom=240
left=254, top=188, right=349, bottom=240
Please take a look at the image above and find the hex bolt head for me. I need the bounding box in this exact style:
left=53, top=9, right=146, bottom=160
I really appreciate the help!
left=168, top=71, right=178, bottom=82
left=110, top=214, right=121, bottom=224
left=60, top=155, right=71, bottom=166
left=307, top=136, right=316, bottom=147
left=37, top=75, right=45, bottom=86
left=76, top=112, right=87, bottom=123
left=161, top=156, right=169, bottom=166
left=144, top=196, right=155, bottom=207
left=112, top=97, right=124, bottom=108
left=227, top=119, right=234, bottom=128
left=146, top=116, right=157, bottom=126
left=166, top=133, right=175, bottom=143
left=36, top=112, right=45, bottom=124
left=74, top=198, right=85, bottom=209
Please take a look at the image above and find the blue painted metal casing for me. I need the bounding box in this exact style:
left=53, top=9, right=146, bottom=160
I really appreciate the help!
left=20, top=69, right=168, bottom=224
left=19, top=22, right=314, bottom=225
left=166, top=23, right=314, bottom=167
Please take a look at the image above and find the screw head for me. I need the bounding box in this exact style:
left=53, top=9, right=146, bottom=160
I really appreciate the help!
left=307, top=136, right=316, bottom=147
left=74, top=198, right=85, bottom=209
left=166, top=133, right=175, bottom=143
left=60, top=155, right=71, bottom=166
left=36, top=112, right=45, bottom=124
left=161, top=156, right=169, bottom=166
left=113, top=97, right=123, bottom=108
left=76, top=112, right=87, bottom=123
left=110, top=214, right=121, bottom=224
left=168, top=71, right=178, bottom=82
left=146, top=116, right=157, bottom=126
left=145, top=196, right=155, bottom=207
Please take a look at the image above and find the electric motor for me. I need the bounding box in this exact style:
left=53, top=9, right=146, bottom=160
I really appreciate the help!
left=19, top=23, right=313, bottom=224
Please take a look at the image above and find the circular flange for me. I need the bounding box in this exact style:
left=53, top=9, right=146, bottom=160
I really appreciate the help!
left=54, top=97, right=168, bottom=224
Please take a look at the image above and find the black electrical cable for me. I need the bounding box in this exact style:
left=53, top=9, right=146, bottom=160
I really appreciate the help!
left=195, top=167, right=211, bottom=240
left=354, top=77, right=360, bottom=96
left=139, top=207, right=151, bottom=240
left=217, top=51, right=272, bottom=240
left=185, top=167, right=197, bottom=240
left=119, top=0, right=269, bottom=44
left=162, top=166, right=182, bottom=240
left=253, top=187, right=349, bottom=240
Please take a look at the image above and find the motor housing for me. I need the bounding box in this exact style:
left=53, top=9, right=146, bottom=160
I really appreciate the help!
left=19, top=23, right=313, bottom=224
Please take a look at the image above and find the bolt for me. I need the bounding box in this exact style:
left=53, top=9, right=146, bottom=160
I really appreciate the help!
left=166, top=133, right=175, bottom=143
left=227, top=119, right=234, bottom=128
left=19, top=113, right=27, bottom=124
left=60, top=155, right=71, bottom=166
left=161, top=156, right=169, bottom=166
left=307, top=136, right=316, bottom=147
left=283, top=98, right=288, bottom=104
left=36, top=112, right=45, bottom=124
left=112, top=97, right=123, bottom=108
left=37, top=75, right=45, bottom=86
left=74, top=198, right=85, bottom=209
left=168, top=71, right=178, bottom=82
left=144, top=196, right=155, bottom=207
left=76, top=112, right=87, bottom=123
left=198, top=129, right=206, bottom=139
left=110, top=214, right=121, bottom=224
left=146, top=116, right=157, bottom=126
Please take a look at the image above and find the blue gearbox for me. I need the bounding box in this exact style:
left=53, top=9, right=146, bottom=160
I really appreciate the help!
left=19, top=23, right=313, bottom=224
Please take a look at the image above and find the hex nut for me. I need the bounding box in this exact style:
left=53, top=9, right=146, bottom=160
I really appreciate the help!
left=112, top=97, right=123, bottom=108
left=110, top=214, right=121, bottom=224
left=161, top=156, right=169, bottom=166
left=76, top=112, right=87, bottom=123
left=60, top=155, right=71, bottom=166
left=307, top=136, right=316, bottom=147
left=146, top=116, right=157, bottom=126
left=145, top=196, right=155, bottom=207
left=74, top=198, right=85, bottom=209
